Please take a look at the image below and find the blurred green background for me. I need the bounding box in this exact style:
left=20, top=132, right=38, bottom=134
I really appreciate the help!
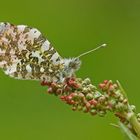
left=0, top=0, right=140, bottom=139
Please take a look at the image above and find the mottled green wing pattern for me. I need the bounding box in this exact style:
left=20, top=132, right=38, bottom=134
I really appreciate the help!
left=0, top=22, right=63, bottom=82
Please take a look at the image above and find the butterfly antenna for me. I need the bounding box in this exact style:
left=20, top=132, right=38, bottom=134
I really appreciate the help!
left=77, top=43, right=107, bottom=59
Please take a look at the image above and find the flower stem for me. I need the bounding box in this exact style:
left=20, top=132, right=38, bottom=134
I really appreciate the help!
left=127, top=112, right=140, bottom=139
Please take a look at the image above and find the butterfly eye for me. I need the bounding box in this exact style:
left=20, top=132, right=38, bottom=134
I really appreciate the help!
left=69, top=62, right=76, bottom=69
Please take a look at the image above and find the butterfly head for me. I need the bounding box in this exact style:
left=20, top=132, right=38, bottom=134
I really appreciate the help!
left=59, top=44, right=107, bottom=82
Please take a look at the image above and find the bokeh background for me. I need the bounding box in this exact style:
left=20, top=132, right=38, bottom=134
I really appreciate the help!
left=0, top=0, right=140, bottom=139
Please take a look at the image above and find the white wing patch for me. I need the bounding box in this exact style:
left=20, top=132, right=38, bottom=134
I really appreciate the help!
left=41, top=40, right=50, bottom=52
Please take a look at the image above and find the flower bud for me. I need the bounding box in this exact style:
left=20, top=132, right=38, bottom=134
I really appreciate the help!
left=99, top=83, right=106, bottom=89
left=78, top=93, right=85, bottom=99
left=64, top=85, right=72, bottom=92
left=51, top=82, right=57, bottom=88
left=137, top=113, right=140, bottom=118
left=71, top=93, right=78, bottom=101
left=77, top=105, right=83, bottom=111
left=82, top=87, right=89, bottom=94
left=47, top=87, right=54, bottom=94
left=66, top=95, right=72, bottom=101
left=98, top=96, right=106, bottom=104
left=86, top=93, right=93, bottom=100
left=67, top=79, right=74, bottom=85
left=109, top=85, right=115, bottom=91
left=94, top=91, right=102, bottom=99
left=88, top=84, right=97, bottom=91
left=56, top=89, right=63, bottom=95
left=103, top=80, right=108, bottom=84
left=115, top=102, right=127, bottom=112
left=137, top=118, right=140, bottom=123
left=77, top=78, right=83, bottom=83
left=82, top=106, right=88, bottom=113
left=72, top=83, right=80, bottom=89
left=130, top=105, right=136, bottom=112
left=114, top=90, right=121, bottom=99
left=69, top=100, right=75, bottom=105
left=113, top=84, right=118, bottom=89
left=90, top=109, right=97, bottom=116
left=123, top=99, right=128, bottom=104
left=98, top=110, right=106, bottom=117
left=72, top=106, right=77, bottom=111
left=60, top=96, right=66, bottom=101
left=89, top=99, right=97, bottom=106
left=68, top=79, right=79, bottom=89
left=41, top=81, right=51, bottom=86
left=119, top=96, right=124, bottom=102
left=108, top=99, right=117, bottom=108
left=84, top=78, right=91, bottom=85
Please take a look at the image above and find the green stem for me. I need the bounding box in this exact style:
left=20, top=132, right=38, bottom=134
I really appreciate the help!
left=127, top=112, right=140, bottom=139
left=116, top=80, right=140, bottom=139
left=116, top=80, right=128, bottom=99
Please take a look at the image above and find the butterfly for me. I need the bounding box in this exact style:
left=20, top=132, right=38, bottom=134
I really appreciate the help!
left=0, top=22, right=106, bottom=83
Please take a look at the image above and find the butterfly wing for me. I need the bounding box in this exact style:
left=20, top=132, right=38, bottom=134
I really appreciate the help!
left=0, top=22, right=63, bottom=82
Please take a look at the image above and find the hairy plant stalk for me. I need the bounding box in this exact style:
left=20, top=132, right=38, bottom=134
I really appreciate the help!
left=127, top=112, right=140, bottom=139
left=41, top=76, right=140, bottom=139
